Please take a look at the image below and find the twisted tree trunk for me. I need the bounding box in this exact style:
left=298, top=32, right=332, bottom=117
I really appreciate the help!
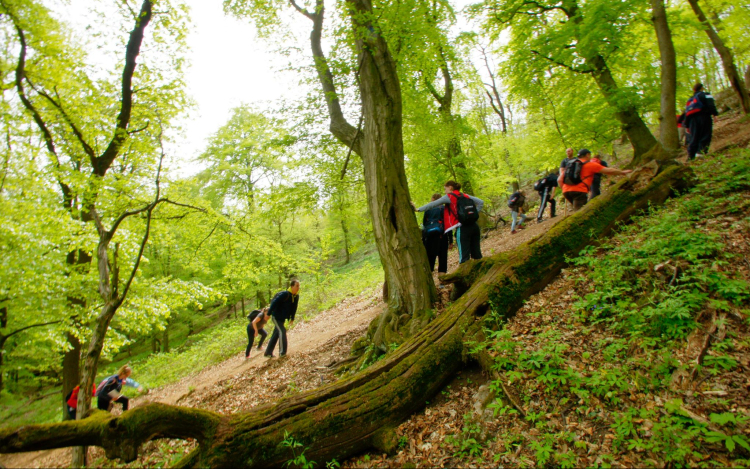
left=0, top=163, right=693, bottom=468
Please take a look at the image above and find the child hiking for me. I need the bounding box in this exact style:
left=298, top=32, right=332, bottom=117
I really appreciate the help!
left=422, top=193, right=452, bottom=273
left=263, top=280, right=300, bottom=358
left=245, top=307, right=270, bottom=358
left=508, top=190, right=527, bottom=234
left=95, top=365, right=144, bottom=413
left=414, top=180, right=484, bottom=264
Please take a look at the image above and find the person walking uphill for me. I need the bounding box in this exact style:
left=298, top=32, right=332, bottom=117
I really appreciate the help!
left=96, top=365, right=144, bottom=413
left=414, top=181, right=484, bottom=264
left=245, top=307, right=270, bottom=358
left=534, top=173, right=558, bottom=222
left=264, top=280, right=300, bottom=358
left=422, top=193, right=452, bottom=273
left=558, top=149, right=633, bottom=212
left=508, top=190, right=527, bottom=234
left=685, top=82, right=718, bottom=160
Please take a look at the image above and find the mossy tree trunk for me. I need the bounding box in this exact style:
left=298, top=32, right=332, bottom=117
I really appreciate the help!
left=0, top=164, right=694, bottom=468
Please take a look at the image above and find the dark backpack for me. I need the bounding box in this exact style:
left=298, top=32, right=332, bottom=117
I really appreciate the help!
left=450, top=193, right=479, bottom=226
left=563, top=158, right=588, bottom=186
left=533, top=178, right=545, bottom=192
left=247, top=309, right=262, bottom=322
left=507, top=192, right=525, bottom=209
left=422, top=207, right=444, bottom=236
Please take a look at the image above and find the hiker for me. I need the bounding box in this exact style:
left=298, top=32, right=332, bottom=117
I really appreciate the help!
left=558, top=149, right=633, bottom=212
left=422, top=193, right=452, bottom=273
left=245, top=307, right=270, bottom=358
left=95, top=365, right=144, bottom=412
left=685, top=82, right=718, bottom=159
left=588, top=154, right=608, bottom=200
left=264, top=280, right=300, bottom=358
left=560, top=147, right=575, bottom=171
left=534, top=173, right=558, bottom=222
left=508, top=190, right=527, bottom=234
left=65, top=383, right=96, bottom=420
left=414, top=181, right=484, bottom=264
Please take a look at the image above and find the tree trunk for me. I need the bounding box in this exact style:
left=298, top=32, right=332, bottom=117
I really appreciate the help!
left=686, top=0, right=750, bottom=114
left=299, top=0, right=436, bottom=344
left=62, top=332, right=81, bottom=421
left=341, top=218, right=350, bottom=264
left=651, top=0, right=680, bottom=152
left=162, top=324, right=169, bottom=354
left=0, top=163, right=694, bottom=468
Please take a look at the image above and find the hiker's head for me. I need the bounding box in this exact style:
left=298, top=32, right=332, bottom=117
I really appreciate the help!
left=577, top=148, right=592, bottom=160
left=431, top=193, right=441, bottom=201
left=519, top=190, right=526, bottom=196
left=117, top=365, right=132, bottom=380
left=289, top=279, right=301, bottom=295
left=693, top=82, right=704, bottom=93
left=566, top=148, right=574, bottom=158
left=444, top=180, right=460, bottom=193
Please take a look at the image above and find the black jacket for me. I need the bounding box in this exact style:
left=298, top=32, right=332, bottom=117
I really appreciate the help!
left=269, top=290, right=299, bottom=322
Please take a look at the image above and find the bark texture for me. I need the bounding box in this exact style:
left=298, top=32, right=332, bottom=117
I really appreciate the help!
left=686, top=0, right=750, bottom=114
left=651, top=0, right=680, bottom=152
left=0, top=163, right=694, bottom=468
left=296, top=0, right=436, bottom=345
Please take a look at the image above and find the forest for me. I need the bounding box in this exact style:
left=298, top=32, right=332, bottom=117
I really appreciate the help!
left=0, top=0, right=749, bottom=467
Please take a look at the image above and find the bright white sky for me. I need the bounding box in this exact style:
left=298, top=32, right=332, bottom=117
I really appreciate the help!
left=57, top=0, right=492, bottom=176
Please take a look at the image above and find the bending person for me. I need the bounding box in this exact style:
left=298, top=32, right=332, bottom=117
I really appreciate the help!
left=96, top=365, right=144, bottom=412
left=245, top=307, right=270, bottom=358
left=264, top=280, right=301, bottom=358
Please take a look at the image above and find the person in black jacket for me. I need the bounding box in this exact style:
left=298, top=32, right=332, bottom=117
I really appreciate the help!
left=685, top=83, right=718, bottom=160
left=422, top=193, right=452, bottom=273
left=263, top=280, right=300, bottom=358
left=535, top=174, right=558, bottom=222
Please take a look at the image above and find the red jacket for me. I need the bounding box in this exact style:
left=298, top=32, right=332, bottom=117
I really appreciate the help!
left=66, top=384, right=96, bottom=408
left=443, top=190, right=467, bottom=232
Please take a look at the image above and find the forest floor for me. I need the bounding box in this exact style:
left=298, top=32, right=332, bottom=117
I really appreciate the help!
left=2, top=111, right=748, bottom=468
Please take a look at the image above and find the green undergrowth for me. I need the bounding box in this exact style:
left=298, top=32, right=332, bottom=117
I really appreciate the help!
left=468, top=149, right=750, bottom=468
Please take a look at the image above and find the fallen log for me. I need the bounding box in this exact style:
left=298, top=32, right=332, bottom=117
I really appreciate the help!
left=0, top=163, right=694, bottom=468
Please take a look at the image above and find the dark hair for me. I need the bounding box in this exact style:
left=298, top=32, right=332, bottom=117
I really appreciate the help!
left=290, top=279, right=300, bottom=287
left=431, top=193, right=441, bottom=201
left=693, top=82, right=704, bottom=93
left=444, top=180, right=461, bottom=191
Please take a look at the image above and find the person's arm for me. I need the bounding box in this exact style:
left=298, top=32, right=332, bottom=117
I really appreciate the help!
left=469, top=195, right=484, bottom=213
left=125, top=377, right=144, bottom=392
left=557, top=170, right=565, bottom=188
left=252, top=314, right=262, bottom=333
left=600, top=167, right=632, bottom=176
left=416, top=195, right=451, bottom=212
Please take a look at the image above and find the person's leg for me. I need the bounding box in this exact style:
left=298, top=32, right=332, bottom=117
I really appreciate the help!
left=511, top=210, right=519, bottom=231
left=520, top=212, right=527, bottom=225
left=424, top=236, right=438, bottom=272
left=264, top=326, right=279, bottom=357
left=116, top=395, right=129, bottom=411
left=572, top=192, right=588, bottom=211
left=245, top=324, right=255, bottom=357
left=437, top=235, right=449, bottom=273
left=469, top=224, right=482, bottom=260
left=257, top=328, right=268, bottom=349
left=687, top=119, right=701, bottom=159
left=549, top=197, right=556, bottom=217
left=274, top=317, right=288, bottom=356
left=68, top=406, right=76, bottom=420
left=97, top=396, right=110, bottom=411
left=457, top=227, right=471, bottom=263
left=536, top=190, right=547, bottom=222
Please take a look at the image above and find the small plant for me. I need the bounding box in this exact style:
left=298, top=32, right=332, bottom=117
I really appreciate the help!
left=279, top=430, right=316, bottom=469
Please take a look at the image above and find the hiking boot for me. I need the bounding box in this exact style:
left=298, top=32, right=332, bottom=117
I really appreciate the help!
left=263, top=354, right=275, bottom=358
left=511, top=230, right=517, bottom=234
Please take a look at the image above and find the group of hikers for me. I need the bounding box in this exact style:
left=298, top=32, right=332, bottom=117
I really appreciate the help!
left=413, top=151, right=633, bottom=272
left=244, top=279, right=300, bottom=359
